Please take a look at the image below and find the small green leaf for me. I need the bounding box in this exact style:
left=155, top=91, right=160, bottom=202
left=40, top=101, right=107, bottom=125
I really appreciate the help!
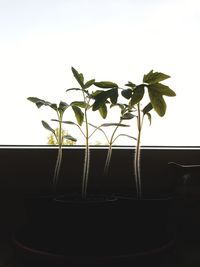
left=121, top=89, right=132, bottom=99
left=143, top=70, right=170, bottom=84
left=116, top=134, right=137, bottom=140
left=50, top=104, right=58, bottom=111
left=94, top=81, right=118, bottom=89
left=148, top=89, right=166, bottom=117
left=63, top=135, right=77, bottom=142
left=27, top=97, right=46, bottom=108
left=147, top=83, right=176, bottom=96
left=72, top=106, right=84, bottom=125
left=71, top=67, right=84, bottom=88
left=121, top=112, right=135, bottom=120
left=125, top=81, right=136, bottom=88
left=130, top=85, right=145, bottom=106
left=51, top=119, right=60, bottom=122
left=99, top=104, right=107, bottom=119
left=142, top=103, right=153, bottom=114
left=62, top=121, right=77, bottom=125
left=59, top=101, right=69, bottom=112
left=71, top=101, right=89, bottom=109
left=66, top=88, right=83, bottom=92
left=146, top=113, right=152, bottom=125
left=101, top=123, right=129, bottom=127
left=41, top=120, right=55, bottom=134
left=109, top=88, right=118, bottom=104
left=84, top=79, right=95, bottom=89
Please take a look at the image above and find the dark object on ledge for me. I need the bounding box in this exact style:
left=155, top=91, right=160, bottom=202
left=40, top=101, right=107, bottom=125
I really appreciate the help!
left=12, top=193, right=175, bottom=266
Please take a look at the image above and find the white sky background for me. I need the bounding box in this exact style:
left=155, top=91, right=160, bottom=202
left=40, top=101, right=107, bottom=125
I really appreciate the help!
left=0, top=0, right=200, bottom=145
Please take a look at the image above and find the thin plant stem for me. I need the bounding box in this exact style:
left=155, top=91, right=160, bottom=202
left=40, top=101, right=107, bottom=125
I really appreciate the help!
left=104, top=144, right=112, bottom=177
left=104, top=120, right=121, bottom=176
left=53, top=113, right=63, bottom=190
left=82, top=92, right=90, bottom=199
left=135, top=103, right=142, bottom=199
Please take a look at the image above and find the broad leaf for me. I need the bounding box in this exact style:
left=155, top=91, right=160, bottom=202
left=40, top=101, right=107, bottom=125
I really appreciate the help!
left=94, top=81, right=118, bottom=89
left=92, top=91, right=109, bottom=111
left=72, top=106, right=84, bottom=125
left=121, top=89, right=132, bottom=99
left=99, top=104, right=107, bottom=119
left=84, top=79, right=95, bottom=89
left=130, top=85, right=145, bottom=106
left=71, top=101, right=89, bottom=109
left=148, top=89, right=166, bottom=117
left=71, top=67, right=84, bottom=88
left=109, top=88, right=118, bottom=105
left=142, top=103, right=153, bottom=114
left=41, top=120, right=55, bottom=134
left=63, top=135, right=77, bottom=142
left=147, top=83, right=176, bottom=96
left=143, top=70, right=170, bottom=84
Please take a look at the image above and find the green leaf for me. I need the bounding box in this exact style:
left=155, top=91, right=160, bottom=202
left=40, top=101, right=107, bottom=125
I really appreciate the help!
left=62, top=120, right=77, bottom=125
left=71, top=67, right=84, bottom=88
left=66, top=88, right=82, bottom=92
left=125, top=81, right=136, bottom=88
left=121, top=112, right=135, bottom=120
left=109, top=88, right=118, bottom=105
left=99, top=104, right=107, bottom=119
left=146, top=113, right=152, bottom=125
left=84, top=79, right=95, bottom=89
left=92, top=91, right=109, bottom=111
left=143, top=70, right=170, bottom=84
left=63, top=135, right=77, bottom=142
left=71, top=101, right=89, bottom=109
left=101, top=123, right=129, bottom=127
left=27, top=97, right=46, bottom=108
left=94, top=81, right=118, bottom=89
left=58, top=101, right=69, bottom=112
left=148, top=89, right=166, bottom=117
left=41, top=120, right=55, bottom=134
left=142, top=103, right=153, bottom=114
left=116, top=134, right=137, bottom=140
left=72, top=106, right=84, bottom=125
left=130, top=85, right=145, bottom=106
left=147, top=83, right=176, bottom=96
left=50, top=103, right=58, bottom=111
left=92, top=88, right=118, bottom=111
left=121, top=89, right=132, bottom=99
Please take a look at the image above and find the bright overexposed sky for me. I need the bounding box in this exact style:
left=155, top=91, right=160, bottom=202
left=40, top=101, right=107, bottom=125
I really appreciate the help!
left=0, top=0, right=200, bottom=145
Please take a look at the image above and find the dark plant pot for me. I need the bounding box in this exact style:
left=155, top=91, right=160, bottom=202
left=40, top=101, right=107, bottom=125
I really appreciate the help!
left=115, top=194, right=175, bottom=248
left=13, top=193, right=175, bottom=266
left=23, top=194, right=56, bottom=228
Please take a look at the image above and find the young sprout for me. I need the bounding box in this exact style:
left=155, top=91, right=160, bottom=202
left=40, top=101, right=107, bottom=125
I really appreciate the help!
left=65, top=67, right=96, bottom=199
left=122, top=70, right=176, bottom=199
left=27, top=98, right=76, bottom=192
left=90, top=103, right=136, bottom=176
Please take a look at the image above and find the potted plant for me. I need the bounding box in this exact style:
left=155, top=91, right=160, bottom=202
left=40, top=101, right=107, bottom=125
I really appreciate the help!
left=92, top=70, right=176, bottom=259
left=14, top=68, right=127, bottom=265
left=20, top=98, right=76, bottom=228
left=14, top=68, right=176, bottom=266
